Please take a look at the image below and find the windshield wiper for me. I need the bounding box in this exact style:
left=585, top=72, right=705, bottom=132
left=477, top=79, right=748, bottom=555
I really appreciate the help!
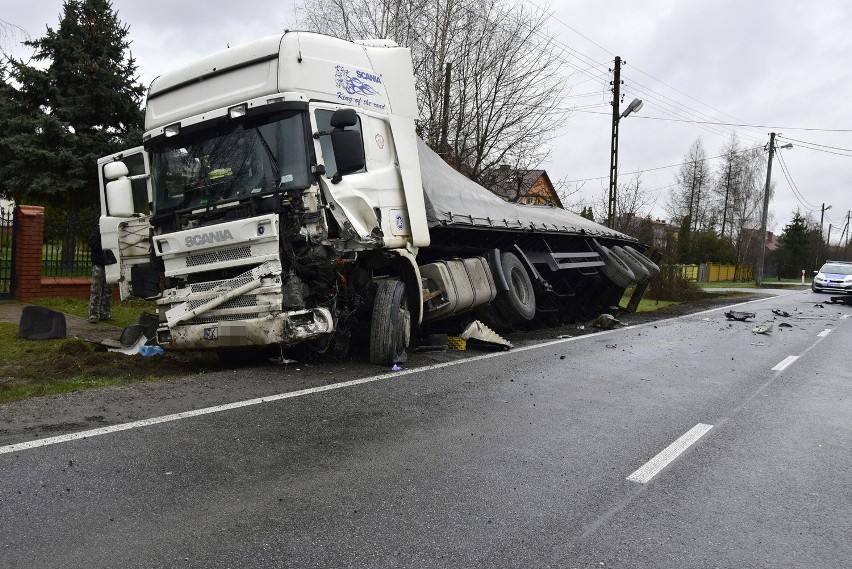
left=255, top=128, right=281, bottom=185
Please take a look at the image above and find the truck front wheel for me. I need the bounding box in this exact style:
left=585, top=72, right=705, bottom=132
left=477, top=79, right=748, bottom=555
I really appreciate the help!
left=370, top=279, right=411, bottom=365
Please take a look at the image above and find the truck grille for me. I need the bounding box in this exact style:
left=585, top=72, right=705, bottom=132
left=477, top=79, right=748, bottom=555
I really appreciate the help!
left=186, top=246, right=252, bottom=267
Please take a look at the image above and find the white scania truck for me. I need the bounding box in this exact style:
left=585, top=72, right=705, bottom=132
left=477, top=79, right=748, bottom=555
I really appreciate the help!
left=98, top=32, right=657, bottom=365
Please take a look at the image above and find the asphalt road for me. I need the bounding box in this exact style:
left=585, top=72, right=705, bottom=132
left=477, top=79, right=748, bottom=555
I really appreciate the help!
left=1, top=289, right=850, bottom=568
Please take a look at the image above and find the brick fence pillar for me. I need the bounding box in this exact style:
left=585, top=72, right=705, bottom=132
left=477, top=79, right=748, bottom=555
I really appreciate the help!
left=12, top=205, right=45, bottom=301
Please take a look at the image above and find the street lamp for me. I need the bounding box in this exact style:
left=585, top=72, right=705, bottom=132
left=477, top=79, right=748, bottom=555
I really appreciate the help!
left=755, top=134, right=793, bottom=286
left=607, top=91, right=643, bottom=228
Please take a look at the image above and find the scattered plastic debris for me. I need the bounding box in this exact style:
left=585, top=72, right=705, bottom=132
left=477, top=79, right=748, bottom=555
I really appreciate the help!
left=605, top=344, right=617, bottom=349
left=725, top=311, right=756, bottom=321
left=771, top=309, right=791, bottom=317
left=750, top=342, right=768, bottom=346
left=108, top=334, right=150, bottom=355
left=269, top=356, right=298, bottom=365
left=778, top=322, right=793, bottom=328
left=557, top=334, right=573, bottom=339
left=460, top=320, right=512, bottom=350
left=447, top=336, right=467, bottom=350
left=751, top=323, right=773, bottom=335
left=814, top=303, right=824, bottom=308
left=391, top=364, right=402, bottom=372
left=139, top=345, right=164, bottom=356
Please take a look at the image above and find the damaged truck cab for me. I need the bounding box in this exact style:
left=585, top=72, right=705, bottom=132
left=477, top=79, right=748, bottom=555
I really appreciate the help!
left=98, top=32, right=656, bottom=365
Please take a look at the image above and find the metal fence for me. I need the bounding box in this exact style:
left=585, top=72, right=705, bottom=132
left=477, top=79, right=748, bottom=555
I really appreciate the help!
left=42, top=209, right=95, bottom=278
left=0, top=205, right=14, bottom=298
left=668, top=263, right=753, bottom=282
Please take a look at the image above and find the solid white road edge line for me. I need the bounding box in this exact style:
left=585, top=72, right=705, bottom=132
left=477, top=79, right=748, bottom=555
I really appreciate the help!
left=772, top=355, right=799, bottom=371
left=626, top=423, right=714, bottom=484
left=0, top=289, right=806, bottom=457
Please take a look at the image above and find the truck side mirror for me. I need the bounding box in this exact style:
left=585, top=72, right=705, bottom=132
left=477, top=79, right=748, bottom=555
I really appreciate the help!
left=330, top=109, right=365, bottom=182
left=104, top=161, right=135, bottom=217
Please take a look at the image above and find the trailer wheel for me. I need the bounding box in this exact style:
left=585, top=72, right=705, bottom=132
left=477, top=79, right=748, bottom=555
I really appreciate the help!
left=621, top=246, right=660, bottom=279
left=612, top=246, right=650, bottom=283
left=495, top=252, right=536, bottom=324
left=596, top=244, right=636, bottom=289
left=370, top=279, right=411, bottom=365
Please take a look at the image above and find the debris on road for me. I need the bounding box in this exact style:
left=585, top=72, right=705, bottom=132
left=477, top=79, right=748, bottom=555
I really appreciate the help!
left=725, top=310, right=756, bottom=321
left=605, top=344, right=617, bottom=349
left=752, top=323, right=773, bottom=335
left=460, top=320, right=512, bottom=350
left=771, top=309, right=791, bottom=317
left=779, top=322, right=793, bottom=328
left=592, top=313, right=625, bottom=329
left=414, top=333, right=449, bottom=353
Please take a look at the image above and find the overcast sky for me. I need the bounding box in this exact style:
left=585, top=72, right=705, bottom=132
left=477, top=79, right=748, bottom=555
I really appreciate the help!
left=3, top=0, right=851, bottom=242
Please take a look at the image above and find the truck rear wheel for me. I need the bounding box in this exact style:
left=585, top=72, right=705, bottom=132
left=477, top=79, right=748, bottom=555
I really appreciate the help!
left=494, top=252, right=536, bottom=324
left=370, top=279, right=411, bottom=365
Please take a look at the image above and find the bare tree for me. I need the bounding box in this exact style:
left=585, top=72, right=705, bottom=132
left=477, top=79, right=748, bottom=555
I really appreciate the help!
left=665, top=138, right=714, bottom=233
left=594, top=171, right=655, bottom=238
left=297, top=0, right=570, bottom=183
left=725, top=145, right=767, bottom=270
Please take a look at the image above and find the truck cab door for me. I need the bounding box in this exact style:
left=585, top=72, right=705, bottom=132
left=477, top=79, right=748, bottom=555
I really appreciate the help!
left=97, top=147, right=157, bottom=300
left=309, top=104, right=381, bottom=242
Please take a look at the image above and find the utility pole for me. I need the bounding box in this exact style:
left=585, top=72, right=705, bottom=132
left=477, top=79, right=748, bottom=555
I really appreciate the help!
left=845, top=210, right=850, bottom=260
left=607, top=56, right=622, bottom=228
left=827, top=224, right=833, bottom=258
left=755, top=132, right=776, bottom=286
left=817, top=202, right=831, bottom=267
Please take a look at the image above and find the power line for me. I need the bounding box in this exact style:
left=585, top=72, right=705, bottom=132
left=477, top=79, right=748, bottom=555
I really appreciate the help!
left=560, top=145, right=763, bottom=185
left=775, top=149, right=819, bottom=212
left=776, top=135, right=852, bottom=158
left=571, top=110, right=852, bottom=133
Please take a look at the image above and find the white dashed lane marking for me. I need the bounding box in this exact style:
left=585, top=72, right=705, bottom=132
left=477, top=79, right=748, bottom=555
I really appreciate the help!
left=772, top=355, right=799, bottom=371
left=626, top=423, right=713, bottom=484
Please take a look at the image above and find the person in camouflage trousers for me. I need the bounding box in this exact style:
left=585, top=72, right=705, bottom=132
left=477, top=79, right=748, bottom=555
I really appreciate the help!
left=87, top=225, right=113, bottom=323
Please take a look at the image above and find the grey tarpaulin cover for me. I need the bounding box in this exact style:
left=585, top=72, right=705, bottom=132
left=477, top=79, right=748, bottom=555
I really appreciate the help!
left=417, top=139, right=637, bottom=243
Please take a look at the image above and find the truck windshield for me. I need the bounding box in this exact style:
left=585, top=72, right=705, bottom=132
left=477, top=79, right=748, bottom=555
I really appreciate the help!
left=150, top=111, right=310, bottom=215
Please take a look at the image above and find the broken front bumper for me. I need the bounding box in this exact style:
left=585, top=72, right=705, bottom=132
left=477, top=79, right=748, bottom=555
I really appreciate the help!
left=157, top=307, right=334, bottom=349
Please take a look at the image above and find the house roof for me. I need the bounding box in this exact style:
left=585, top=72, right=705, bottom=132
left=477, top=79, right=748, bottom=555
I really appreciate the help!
left=485, top=166, right=563, bottom=208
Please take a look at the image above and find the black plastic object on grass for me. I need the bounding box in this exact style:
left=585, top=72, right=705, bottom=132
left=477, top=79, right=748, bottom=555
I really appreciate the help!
left=18, top=306, right=67, bottom=340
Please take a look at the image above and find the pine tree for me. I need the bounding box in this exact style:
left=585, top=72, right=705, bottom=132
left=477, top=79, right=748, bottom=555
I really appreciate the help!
left=778, top=209, right=813, bottom=277
left=0, top=0, right=144, bottom=211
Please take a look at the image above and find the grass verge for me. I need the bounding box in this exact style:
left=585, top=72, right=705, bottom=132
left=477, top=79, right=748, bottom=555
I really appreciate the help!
left=0, top=322, right=219, bottom=404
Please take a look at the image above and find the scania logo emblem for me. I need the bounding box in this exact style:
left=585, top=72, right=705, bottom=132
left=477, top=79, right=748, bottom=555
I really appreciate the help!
left=184, top=229, right=234, bottom=247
